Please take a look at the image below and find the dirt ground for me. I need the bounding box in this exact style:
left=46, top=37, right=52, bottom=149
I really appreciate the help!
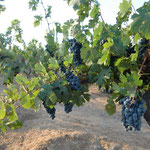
left=0, top=76, right=150, bottom=150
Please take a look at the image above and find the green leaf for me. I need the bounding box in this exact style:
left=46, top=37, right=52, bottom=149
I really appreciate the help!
left=69, top=0, right=80, bottom=10
left=34, top=15, right=43, bottom=27
left=0, top=4, right=6, bottom=14
left=120, top=74, right=127, bottom=83
left=0, top=100, right=6, bottom=120
left=35, top=62, right=47, bottom=75
left=29, top=0, right=39, bottom=11
left=49, top=91, right=58, bottom=104
left=64, top=53, right=73, bottom=67
left=20, top=94, right=31, bottom=109
left=15, top=74, right=29, bottom=85
left=53, top=81, right=71, bottom=102
left=83, top=94, right=90, bottom=101
left=31, top=97, right=41, bottom=110
left=28, top=77, right=39, bottom=91
left=132, top=71, right=143, bottom=86
left=73, top=95, right=85, bottom=106
left=119, top=0, right=132, bottom=18
left=99, top=50, right=111, bottom=66
left=58, top=42, right=69, bottom=57
left=46, top=6, right=52, bottom=18
left=80, top=41, right=90, bottom=61
left=103, top=38, right=114, bottom=49
left=97, top=68, right=111, bottom=87
left=93, top=22, right=103, bottom=47
left=48, top=58, right=59, bottom=70
left=3, top=84, right=19, bottom=100
left=90, top=4, right=99, bottom=18
left=0, top=120, right=7, bottom=132
left=131, top=6, right=150, bottom=39
left=7, top=120, right=22, bottom=130
left=105, top=103, right=116, bottom=115
left=6, top=104, right=18, bottom=122
left=55, top=23, right=62, bottom=33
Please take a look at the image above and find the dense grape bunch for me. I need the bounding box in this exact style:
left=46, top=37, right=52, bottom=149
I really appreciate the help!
left=42, top=101, right=56, bottom=119
left=59, top=60, right=66, bottom=73
left=138, top=38, right=149, bottom=59
left=126, top=46, right=135, bottom=57
left=64, top=102, right=73, bottom=113
left=58, top=61, right=81, bottom=113
left=46, top=44, right=54, bottom=57
left=125, top=38, right=148, bottom=58
left=68, top=38, right=82, bottom=66
left=119, top=97, right=146, bottom=131
left=64, top=71, right=81, bottom=113
left=65, top=71, right=81, bottom=90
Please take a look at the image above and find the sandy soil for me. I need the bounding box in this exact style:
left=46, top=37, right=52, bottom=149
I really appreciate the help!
left=0, top=76, right=150, bottom=150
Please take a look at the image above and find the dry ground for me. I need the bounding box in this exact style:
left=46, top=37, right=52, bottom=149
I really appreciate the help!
left=0, top=76, right=150, bottom=150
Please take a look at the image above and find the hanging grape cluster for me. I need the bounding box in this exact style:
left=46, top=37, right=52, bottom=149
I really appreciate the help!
left=68, top=38, right=82, bottom=66
left=46, top=44, right=54, bottom=57
left=65, top=71, right=81, bottom=91
left=58, top=55, right=82, bottom=113
left=119, top=97, right=146, bottom=131
left=125, top=38, right=148, bottom=58
left=138, top=38, right=149, bottom=59
left=59, top=60, right=66, bottom=73
left=42, top=100, right=56, bottom=120
left=64, top=102, right=73, bottom=113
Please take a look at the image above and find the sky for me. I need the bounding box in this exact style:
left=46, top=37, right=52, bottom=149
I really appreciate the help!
left=0, top=0, right=149, bottom=45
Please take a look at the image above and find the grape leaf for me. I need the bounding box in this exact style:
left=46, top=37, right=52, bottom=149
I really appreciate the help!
left=6, top=104, right=18, bottom=122
left=97, top=68, right=111, bottom=87
left=15, top=74, right=29, bottom=85
left=105, top=103, right=116, bottom=115
left=34, top=15, right=43, bottom=27
left=119, top=0, right=132, bottom=18
left=20, top=94, right=31, bottom=109
left=0, top=100, right=6, bottom=120
left=90, top=4, right=99, bottom=18
left=131, top=5, right=150, bottom=39
left=7, top=120, right=22, bottom=130
left=93, top=22, right=103, bottom=47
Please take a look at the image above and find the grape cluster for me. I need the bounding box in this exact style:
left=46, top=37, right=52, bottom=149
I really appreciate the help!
left=126, top=46, right=135, bottom=57
left=64, top=102, right=73, bottom=113
left=125, top=38, right=148, bottom=58
left=101, top=88, right=112, bottom=93
left=65, top=71, right=81, bottom=90
left=0, top=55, right=9, bottom=60
left=59, top=60, right=66, bottom=73
left=68, top=38, right=82, bottom=66
left=100, top=39, right=107, bottom=46
left=119, top=97, right=146, bottom=131
left=42, top=101, right=56, bottom=119
left=139, top=38, right=148, bottom=59
left=46, top=44, right=54, bottom=57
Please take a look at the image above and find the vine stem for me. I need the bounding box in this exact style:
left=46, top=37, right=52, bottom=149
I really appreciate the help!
left=138, top=56, right=147, bottom=75
left=132, top=4, right=137, bottom=13
left=41, top=0, right=50, bottom=32
left=129, top=55, right=148, bottom=106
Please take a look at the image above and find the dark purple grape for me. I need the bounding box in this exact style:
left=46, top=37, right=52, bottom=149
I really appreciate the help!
left=119, top=97, right=146, bottom=131
left=64, top=102, right=73, bottom=113
left=42, top=101, right=56, bottom=120
left=68, top=38, right=82, bottom=66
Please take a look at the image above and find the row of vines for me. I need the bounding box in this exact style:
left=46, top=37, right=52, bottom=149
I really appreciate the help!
left=0, top=0, right=150, bottom=132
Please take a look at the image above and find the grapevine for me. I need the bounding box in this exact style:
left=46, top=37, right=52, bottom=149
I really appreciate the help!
left=119, top=97, right=146, bottom=131
left=0, top=0, right=150, bottom=133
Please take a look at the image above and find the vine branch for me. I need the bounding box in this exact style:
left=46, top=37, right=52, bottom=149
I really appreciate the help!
left=41, top=0, right=50, bottom=32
